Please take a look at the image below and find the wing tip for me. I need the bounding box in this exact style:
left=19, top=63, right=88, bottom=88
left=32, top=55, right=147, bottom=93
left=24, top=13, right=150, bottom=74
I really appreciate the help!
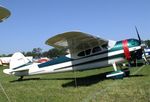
left=0, top=6, right=11, bottom=21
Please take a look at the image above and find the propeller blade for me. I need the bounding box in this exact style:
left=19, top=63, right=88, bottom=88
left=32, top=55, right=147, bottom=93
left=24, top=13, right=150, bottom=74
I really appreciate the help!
left=135, top=26, right=142, bottom=44
left=134, top=27, right=149, bottom=65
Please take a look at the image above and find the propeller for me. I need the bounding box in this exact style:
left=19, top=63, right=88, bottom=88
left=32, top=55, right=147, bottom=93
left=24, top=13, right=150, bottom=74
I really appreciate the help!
left=135, top=26, right=149, bottom=65
left=135, top=26, right=141, bottom=44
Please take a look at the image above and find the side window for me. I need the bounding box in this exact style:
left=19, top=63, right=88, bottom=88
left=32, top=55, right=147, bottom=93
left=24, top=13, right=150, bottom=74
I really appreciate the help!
left=102, top=44, right=108, bottom=49
left=85, top=49, right=91, bottom=55
left=78, top=51, right=85, bottom=57
left=92, top=46, right=101, bottom=53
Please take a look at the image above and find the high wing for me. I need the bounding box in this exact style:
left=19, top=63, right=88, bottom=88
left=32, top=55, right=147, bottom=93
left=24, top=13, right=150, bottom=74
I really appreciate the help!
left=0, top=6, right=11, bottom=22
left=45, top=31, right=108, bottom=54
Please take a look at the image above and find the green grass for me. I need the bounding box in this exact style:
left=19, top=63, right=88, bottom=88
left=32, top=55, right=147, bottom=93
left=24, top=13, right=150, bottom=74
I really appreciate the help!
left=0, top=65, right=150, bottom=102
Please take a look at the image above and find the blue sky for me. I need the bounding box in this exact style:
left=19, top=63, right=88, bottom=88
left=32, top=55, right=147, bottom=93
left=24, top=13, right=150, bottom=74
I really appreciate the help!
left=0, top=0, right=150, bottom=54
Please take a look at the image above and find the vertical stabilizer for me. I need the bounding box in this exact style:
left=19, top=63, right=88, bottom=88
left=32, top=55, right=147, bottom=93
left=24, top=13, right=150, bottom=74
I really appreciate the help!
left=9, top=52, right=29, bottom=69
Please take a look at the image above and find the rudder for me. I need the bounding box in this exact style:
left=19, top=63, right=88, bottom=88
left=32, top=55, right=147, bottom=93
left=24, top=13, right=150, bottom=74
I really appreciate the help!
left=9, top=52, right=30, bottom=70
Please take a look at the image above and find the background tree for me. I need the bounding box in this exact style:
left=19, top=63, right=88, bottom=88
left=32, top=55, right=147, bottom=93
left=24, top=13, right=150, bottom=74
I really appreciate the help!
left=43, top=48, right=67, bottom=58
left=25, top=51, right=34, bottom=56
left=32, top=48, right=42, bottom=58
left=144, top=40, right=150, bottom=48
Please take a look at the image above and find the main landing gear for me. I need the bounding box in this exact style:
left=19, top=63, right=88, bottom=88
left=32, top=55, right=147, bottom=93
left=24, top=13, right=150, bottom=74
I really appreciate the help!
left=106, top=62, right=130, bottom=79
left=18, top=76, right=24, bottom=81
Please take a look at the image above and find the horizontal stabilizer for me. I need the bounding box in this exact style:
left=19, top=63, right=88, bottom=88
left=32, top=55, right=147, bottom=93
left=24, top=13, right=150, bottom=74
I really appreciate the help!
left=11, top=68, right=29, bottom=72
left=3, top=68, right=29, bottom=75
left=3, top=69, right=11, bottom=75
left=106, top=70, right=124, bottom=79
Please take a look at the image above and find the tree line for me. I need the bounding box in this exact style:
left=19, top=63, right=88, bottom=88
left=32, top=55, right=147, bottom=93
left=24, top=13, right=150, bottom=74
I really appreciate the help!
left=24, top=48, right=67, bottom=59
left=0, top=47, right=67, bottom=58
left=144, top=40, right=150, bottom=48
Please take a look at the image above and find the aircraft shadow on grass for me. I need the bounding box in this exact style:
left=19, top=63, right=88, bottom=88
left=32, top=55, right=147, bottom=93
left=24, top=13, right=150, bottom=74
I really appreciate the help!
left=10, top=71, right=110, bottom=85
left=61, top=71, right=110, bottom=87
left=61, top=72, right=145, bottom=87
left=10, top=70, right=146, bottom=87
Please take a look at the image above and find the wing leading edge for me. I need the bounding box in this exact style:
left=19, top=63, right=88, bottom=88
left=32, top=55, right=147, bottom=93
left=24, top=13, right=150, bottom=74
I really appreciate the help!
left=0, top=6, right=11, bottom=22
left=45, top=31, right=108, bottom=54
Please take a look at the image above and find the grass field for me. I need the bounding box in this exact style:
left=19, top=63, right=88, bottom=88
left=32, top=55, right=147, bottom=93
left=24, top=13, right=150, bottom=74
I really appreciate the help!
left=0, top=65, right=150, bottom=102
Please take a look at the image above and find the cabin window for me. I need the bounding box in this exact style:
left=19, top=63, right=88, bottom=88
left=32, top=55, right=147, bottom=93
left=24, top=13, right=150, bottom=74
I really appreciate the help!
left=102, top=44, right=108, bottom=49
left=78, top=51, right=85, bottom=57
left=85, top=49, right=91, bottom=55
left=92, top=46, right=101, bottom=53
left=130, top=39, right=137, bottom=46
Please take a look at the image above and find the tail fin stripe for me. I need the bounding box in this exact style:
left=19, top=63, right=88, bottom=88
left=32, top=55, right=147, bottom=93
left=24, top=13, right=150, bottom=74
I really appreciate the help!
left=13, top=62, right=32, bottom=70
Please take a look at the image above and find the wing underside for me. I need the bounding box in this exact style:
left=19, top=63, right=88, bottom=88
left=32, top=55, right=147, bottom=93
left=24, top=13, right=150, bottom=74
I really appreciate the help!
left=0, top=6, right=11, bottom=22
left=46, top=31, right=108, bottom=54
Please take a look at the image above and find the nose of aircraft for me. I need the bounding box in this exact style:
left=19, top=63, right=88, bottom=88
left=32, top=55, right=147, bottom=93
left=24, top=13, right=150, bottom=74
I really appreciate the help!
left=125, top=39, right=143, bottom=61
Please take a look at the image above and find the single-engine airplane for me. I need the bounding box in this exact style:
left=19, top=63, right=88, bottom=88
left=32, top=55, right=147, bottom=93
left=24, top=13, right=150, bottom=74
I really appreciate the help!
left=3, top=28, right=146, bottom=80
left=0, top=6, right=10, bottom=22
